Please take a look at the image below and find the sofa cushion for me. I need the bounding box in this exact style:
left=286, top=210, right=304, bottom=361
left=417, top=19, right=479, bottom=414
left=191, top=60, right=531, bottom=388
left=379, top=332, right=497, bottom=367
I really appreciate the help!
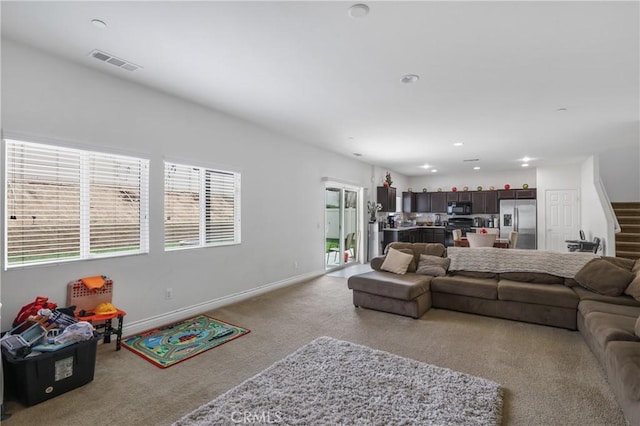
left=564, top=277, right=579, bottom=287
left=578, top=300, right=640, bottom=318
left=605, top=341, right=640, bottom=401
left=416, top=254, right=450, bottom=277
left=431, top=276, right=497, bottom=300
left=634, top=259, right=640, bottom=273
left=624, top=272, right=640, bottom=302
left=573, top=286, right=640, bottom=307
left=575, top=258, right=635, bottom=297
left=498, top=280, right=578, bottom=309
left=380, top=248, right=414, bottom=275
left=347, top=271, right=432, bottom=301
left=582, top=312, right=638, bottom=349
left=602, top=256, right=636, bottom=271
left=449, top=270, right=497, bottom=279
left=498, top=271, right=564, bottom=284
left=636, top=316, right=640, bottom=338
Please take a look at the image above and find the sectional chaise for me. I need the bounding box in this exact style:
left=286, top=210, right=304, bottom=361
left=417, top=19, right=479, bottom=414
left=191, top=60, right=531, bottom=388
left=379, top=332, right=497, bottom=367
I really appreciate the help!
left=347, top=242, right=640, bottom=424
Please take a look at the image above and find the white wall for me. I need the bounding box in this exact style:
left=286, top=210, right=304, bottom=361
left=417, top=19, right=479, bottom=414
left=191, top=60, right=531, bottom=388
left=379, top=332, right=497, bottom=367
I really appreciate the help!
left=0, top=40, right=374, bottom=330
left=599, top=143, right=640, bottom=202
left=581, top=156, right=615, bottom=255
left=408, top=168, right=537, bottom=193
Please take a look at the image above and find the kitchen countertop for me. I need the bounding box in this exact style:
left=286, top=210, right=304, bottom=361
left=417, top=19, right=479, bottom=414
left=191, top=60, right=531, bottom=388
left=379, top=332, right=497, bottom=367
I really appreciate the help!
left=383, top=225, right=445, bottom=231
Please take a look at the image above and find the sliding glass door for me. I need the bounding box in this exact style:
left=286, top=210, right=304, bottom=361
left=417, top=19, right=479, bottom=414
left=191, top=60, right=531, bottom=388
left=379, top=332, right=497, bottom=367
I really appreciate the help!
left=325, top=184, right=362, bottom=269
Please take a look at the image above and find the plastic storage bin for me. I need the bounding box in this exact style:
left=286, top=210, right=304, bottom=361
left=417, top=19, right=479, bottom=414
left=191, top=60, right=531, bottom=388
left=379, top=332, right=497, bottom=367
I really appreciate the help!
left=2, top=333, right=100, bottom=406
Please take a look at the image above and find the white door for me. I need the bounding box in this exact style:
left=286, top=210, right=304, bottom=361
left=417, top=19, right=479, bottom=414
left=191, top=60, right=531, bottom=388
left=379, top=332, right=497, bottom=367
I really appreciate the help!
left=545, top=189, right=579, bottom=252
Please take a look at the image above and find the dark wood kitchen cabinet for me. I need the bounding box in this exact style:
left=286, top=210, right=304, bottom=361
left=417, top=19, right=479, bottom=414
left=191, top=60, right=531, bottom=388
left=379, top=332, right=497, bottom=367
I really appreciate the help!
left=471, top=191, right=499, bottom=214
left=433, top=228, right=446, bottom=245
left=498, top=188, right=536, bottom=200
left=498, top=189, right=515, bottom=199
left=377, top=186, right=396, bottom=212
left=419, top=228, right=446, bottom=245
left=484, top=191, right=499, bottom=213
left=471, top=191, right=485, bottom=214
left=415, top=192, right=431, bottom=212
left=431, top=192, right=447, bottom=212
left=516, top=189, right=537, bottom=199
left=402, top=192, right=416, bottom=213
left=446, top=191, right=471, bottom=203
left=457, top=191, right=472, bottom=202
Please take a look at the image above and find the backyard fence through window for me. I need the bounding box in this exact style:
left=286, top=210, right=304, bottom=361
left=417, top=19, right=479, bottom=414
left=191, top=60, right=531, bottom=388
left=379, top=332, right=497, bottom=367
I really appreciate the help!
left=164, top=161, right=241, bottom=250
left=4, top=139, right=149, bottom=268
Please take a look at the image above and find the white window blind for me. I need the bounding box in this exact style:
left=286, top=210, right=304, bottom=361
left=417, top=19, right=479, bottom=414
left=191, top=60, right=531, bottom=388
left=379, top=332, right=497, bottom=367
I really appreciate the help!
left=4, top=139, right=149, bottom=268
left=164, top=161, right=240, bottom=250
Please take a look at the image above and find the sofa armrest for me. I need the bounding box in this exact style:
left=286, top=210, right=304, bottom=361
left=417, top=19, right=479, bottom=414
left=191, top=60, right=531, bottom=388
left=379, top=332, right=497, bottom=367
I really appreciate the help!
left=371, top=256, right=386, bottom=271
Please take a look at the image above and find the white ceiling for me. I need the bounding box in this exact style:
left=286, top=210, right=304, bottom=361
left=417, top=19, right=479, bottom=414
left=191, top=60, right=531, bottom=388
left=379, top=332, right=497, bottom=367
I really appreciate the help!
left=2, top=1, right=638, bottom=176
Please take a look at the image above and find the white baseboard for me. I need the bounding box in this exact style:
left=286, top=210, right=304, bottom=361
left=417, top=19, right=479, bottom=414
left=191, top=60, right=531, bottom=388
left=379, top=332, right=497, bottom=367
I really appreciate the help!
left=120, top=270, right=325, bottom=337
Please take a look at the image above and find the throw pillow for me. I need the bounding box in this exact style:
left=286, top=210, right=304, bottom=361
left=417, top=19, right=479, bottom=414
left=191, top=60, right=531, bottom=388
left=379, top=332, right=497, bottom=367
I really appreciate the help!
left=575, top=258, right=635, bottom=297
left=416, top=254, right=451, bottom=277
left=624, top=273, right=640, bottom=301
left=397, top=248, right=418, bottom=273
left=380, top=248, right=414, bottom=275
left=602, top=256, right=636, bottom=271
left=636, top=315, right=640, bottom=339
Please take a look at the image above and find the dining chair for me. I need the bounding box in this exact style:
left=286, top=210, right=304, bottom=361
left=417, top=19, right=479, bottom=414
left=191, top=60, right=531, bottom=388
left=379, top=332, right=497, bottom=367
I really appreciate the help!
left=508, top=231, right=519, bottom=249
left=466, top=233, right=497, bottom=248
left=330, top=232, right=356, bottom=262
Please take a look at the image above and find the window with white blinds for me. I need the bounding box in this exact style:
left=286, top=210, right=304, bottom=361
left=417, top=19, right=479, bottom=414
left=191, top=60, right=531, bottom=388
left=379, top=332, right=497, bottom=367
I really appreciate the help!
left=4, top=139, right=149, bottom=268
left=164, top=161, right=241, bottom=250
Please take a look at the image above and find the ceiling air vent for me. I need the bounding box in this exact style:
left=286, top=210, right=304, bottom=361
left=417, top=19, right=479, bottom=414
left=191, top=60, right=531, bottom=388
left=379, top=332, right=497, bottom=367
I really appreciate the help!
left=89, top=49, right=142, bottom=72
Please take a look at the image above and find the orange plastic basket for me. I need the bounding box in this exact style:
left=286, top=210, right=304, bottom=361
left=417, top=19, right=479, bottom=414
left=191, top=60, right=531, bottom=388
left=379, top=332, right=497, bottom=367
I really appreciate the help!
left=67, top=277, right=113, bottom=312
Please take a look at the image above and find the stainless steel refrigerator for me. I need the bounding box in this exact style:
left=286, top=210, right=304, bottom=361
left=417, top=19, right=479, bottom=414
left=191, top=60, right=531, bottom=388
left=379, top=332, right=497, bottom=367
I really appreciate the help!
left=500, top=199, right=537, bottom=249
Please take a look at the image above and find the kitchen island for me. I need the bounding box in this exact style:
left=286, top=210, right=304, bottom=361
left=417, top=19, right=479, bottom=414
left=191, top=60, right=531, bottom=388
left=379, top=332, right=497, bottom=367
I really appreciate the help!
left=382, top=225, right=446, bottom=249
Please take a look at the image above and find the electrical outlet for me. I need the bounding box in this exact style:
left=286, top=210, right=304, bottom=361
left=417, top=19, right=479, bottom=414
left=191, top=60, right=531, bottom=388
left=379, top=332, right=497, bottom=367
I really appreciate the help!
left=165, top=287, right=173, bottom=300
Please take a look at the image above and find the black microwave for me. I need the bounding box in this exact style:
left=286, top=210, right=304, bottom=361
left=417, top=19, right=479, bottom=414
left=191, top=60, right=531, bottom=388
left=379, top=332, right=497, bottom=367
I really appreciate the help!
left=447, top=201, right=472, bottom=215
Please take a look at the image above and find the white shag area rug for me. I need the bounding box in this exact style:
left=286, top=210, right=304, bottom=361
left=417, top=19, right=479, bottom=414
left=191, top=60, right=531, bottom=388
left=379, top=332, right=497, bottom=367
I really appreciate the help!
left=173, top=336, right=503, bottom=425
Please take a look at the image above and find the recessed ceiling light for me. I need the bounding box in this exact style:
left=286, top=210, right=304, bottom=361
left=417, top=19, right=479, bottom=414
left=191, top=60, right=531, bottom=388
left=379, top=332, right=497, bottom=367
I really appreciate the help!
left=521, top=156, right=531, bottom=162
left=353, top=153, right=362, bottom=157
left=91, top=19, right=107, bottom=29
left=431, top=169, right=437, bottom=173
left=522, top=163, right=529, bottom=167
left=473, top=166, right=480, bottom=170
left=348, top=4, right=370, bottom=18
left=453, top=142, right=463, bottom=147
left=401, top=74, right=419, bottom=84
left=421, top=164, right=430, bottom=169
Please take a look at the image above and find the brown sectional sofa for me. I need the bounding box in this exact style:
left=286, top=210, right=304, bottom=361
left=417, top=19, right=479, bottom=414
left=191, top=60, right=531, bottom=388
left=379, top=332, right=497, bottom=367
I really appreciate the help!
left=347, top=243, right=640, bottom=424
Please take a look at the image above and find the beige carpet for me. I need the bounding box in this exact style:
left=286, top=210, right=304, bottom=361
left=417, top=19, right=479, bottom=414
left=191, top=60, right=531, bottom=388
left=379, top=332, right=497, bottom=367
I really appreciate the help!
left=174, top=336, right=503, bottom=425
left=4, top=271, right=627, bottom=425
